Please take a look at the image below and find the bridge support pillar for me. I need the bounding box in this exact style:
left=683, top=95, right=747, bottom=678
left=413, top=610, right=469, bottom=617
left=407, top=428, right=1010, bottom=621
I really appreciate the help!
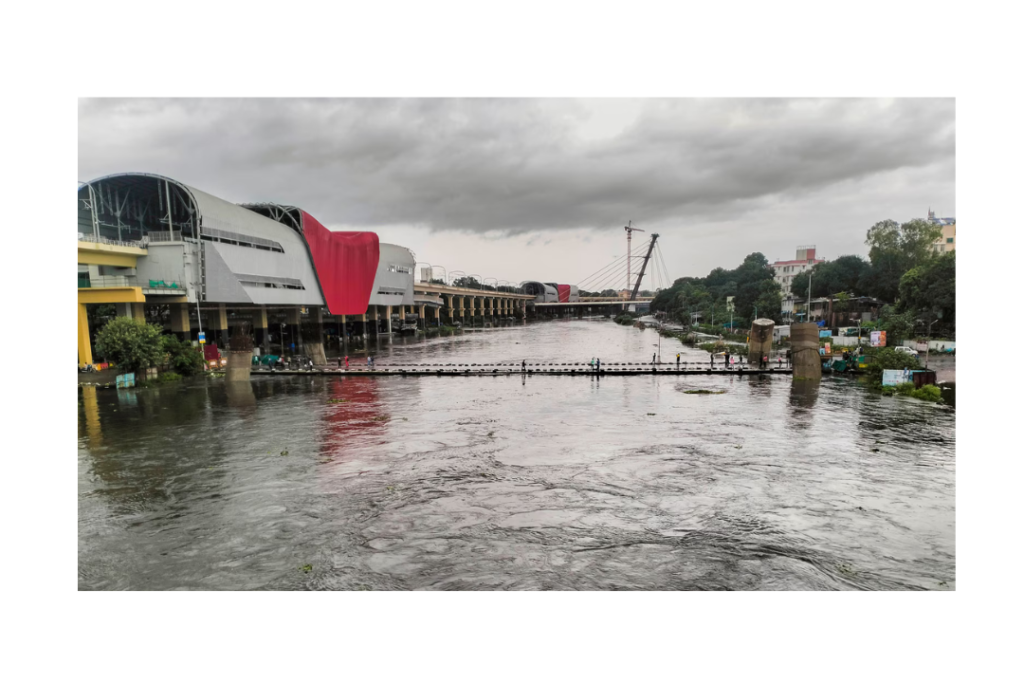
left=419, top=305, right=426, bottom=329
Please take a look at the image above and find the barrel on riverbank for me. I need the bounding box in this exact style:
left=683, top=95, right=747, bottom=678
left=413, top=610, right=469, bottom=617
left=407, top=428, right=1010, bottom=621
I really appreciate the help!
left=791, top=322, right=822, bottom=380
left=748, top=318, right=775, bottom=365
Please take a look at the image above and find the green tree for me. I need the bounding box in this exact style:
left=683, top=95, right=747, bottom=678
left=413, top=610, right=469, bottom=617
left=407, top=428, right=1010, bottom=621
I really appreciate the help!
left=898, top=251, right=955, bottom=328
left=791, top=255, right=871, bottom=298
left=94, top=317, right=165, bottom=373
left=160, top=335, right=205, bottom=376
left=651, top=254, right=782, bottom=324
left=862, top=219, right=942, bottom=302
left=876, top=305, right=917, bottom=346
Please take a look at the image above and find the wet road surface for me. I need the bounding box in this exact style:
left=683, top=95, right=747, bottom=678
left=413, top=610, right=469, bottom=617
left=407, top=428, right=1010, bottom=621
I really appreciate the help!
left=79, top=320, right=955, bottom=590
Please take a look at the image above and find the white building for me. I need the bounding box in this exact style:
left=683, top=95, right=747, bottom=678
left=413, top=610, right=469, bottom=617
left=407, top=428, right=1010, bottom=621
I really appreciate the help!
left=773, top=246, right=825, bottom=322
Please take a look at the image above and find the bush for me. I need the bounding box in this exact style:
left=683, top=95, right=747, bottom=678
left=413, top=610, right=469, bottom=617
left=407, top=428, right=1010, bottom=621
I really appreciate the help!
left=94, top=317, right=165, bottom=373
left=161, top=335, right=205, bottom=376
left=895, top=382, right=916, bottom=396
left=614, top=314, right=636, bottom=325
left=865, top=348, right=921, bottom=387
left=911, top=384, right=943, bottom=402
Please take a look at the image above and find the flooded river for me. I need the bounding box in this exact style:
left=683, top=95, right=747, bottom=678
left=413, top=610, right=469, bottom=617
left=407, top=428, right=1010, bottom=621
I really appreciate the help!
left=79, top=320, right=955, bottom=590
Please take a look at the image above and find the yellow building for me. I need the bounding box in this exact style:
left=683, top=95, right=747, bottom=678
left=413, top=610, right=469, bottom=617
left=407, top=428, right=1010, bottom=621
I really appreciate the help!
left=927, top=210, right=955, bottom=254
left=933, top=222, right=956, bottom=253
left=78, top=239, right=187, bottom=366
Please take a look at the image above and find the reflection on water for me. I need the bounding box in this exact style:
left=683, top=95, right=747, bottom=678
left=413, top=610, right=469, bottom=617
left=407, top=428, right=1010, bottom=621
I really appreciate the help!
left=79, top=320, right=955, bottom=590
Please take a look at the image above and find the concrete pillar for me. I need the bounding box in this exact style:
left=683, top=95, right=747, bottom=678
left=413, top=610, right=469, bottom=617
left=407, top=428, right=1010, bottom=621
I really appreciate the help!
left=78, top=303, right=93, bottom=366
left=399, top=305, right=406, bottom=321
left=361, top=312, right=368, bottom=337
left=254, top=306, right=269, bottom=349
left=286, top=307, right=301, bottom=356
left=791, top=322, right=822, bottom=380
left=208, top=303, right=229, bottom=347
left=385, top=306, right=393, bottom=334
left=458, top=296, right=465, bottom=319
left=170, top=303, right=191, bottom=339
left=131, top=303, right=146, bottom=322
left=419, top=305, right=426, bottom=328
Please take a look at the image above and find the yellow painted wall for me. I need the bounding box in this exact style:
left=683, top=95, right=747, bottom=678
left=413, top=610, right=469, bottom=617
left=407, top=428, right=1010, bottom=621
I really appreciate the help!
left=77, top=242, right=146, bottom=268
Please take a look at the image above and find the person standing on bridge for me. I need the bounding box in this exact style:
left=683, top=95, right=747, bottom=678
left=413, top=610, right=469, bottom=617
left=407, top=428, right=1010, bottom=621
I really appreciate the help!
left=652, top=353, right=656, bottom=365
left=590, top=357, right=596, bottom=369
left=596, top=358, right=601, bottom=373
left=522, top=359, right=526, bottom=373
left=709, top=351, right=715, bottom=369
left=725, top=351, right=731, bottom=369
left=676, top=353, right=680, bottom=369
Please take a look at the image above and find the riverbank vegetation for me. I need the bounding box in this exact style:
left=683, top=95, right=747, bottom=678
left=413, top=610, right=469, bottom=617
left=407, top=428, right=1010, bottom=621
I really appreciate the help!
left=650, top=252, right=782, bottom=326
left=651, top=218, right=954, bottom=341
left=161, top=335, right=205, bottom=376
left=94, top=317, right=165, bottom=373
left=881, top=382, right=943, bottom=402
left=790, top=220, right=955, bottom=339
left=614, top=313, right=636, bottom=325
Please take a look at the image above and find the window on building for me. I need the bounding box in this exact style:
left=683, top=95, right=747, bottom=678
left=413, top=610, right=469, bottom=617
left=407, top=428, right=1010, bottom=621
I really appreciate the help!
left=947, top=237, right=954, bottom=243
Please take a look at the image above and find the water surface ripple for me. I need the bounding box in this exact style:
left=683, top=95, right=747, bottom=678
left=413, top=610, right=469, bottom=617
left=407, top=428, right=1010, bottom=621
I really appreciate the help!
left=78, top=320, right=955, bottom=590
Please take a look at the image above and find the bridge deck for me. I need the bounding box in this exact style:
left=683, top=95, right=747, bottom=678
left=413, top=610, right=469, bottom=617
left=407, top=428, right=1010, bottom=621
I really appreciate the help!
left=252, top=362, right=792, bottom=377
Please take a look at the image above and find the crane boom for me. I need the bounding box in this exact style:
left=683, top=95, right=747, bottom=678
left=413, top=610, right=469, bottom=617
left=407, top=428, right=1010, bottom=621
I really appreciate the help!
left=630, top=233, right=659, bottom=301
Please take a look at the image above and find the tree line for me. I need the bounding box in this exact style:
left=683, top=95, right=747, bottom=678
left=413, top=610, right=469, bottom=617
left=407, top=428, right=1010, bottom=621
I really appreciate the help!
left=651, top=218, right=955, bottom=336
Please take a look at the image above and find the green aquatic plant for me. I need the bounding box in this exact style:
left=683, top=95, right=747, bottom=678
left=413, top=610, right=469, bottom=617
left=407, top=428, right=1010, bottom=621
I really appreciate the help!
left=280, top=449, right=289, bottom=456
left=684, top=389, right=726, bottom=395
left=300, top=564, right=312, bottom=573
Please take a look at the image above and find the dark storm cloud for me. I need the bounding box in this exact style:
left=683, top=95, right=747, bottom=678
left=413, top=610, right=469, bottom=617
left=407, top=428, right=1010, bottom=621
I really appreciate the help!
left=78, top=98, right=954, bottom=234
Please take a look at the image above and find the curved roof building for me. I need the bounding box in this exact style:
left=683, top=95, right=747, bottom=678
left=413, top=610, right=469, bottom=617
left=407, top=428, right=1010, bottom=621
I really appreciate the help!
left=78, top=173, right=414, bottom=316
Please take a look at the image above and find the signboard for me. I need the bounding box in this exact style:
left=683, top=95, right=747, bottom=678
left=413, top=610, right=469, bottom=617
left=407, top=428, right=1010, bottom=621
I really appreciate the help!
left=824, top=343, right=831, bottom=355
left=819, top=330, right=832, bottom=338
left=882, top=369, right=913, bottom=387
left=198, top=331, right=206, bottom=344
left=115, top=372, right=135, bottom=388
left=870, top=330, right=887, bottom=347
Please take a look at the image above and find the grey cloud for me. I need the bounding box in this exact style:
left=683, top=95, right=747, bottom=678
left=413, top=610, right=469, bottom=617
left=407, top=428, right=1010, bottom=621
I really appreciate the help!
left=79, top=98, right=954, bottom=235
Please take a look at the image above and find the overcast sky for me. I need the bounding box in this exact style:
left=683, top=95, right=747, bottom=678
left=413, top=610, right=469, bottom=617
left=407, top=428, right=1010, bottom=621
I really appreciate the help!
left=79, top=98, right=955, bottom=289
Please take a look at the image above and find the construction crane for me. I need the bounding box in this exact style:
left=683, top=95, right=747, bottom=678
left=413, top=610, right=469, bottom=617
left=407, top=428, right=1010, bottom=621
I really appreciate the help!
left=624, top=221, right=645, bottom=293
left=630, top=233, right=659, bottom=301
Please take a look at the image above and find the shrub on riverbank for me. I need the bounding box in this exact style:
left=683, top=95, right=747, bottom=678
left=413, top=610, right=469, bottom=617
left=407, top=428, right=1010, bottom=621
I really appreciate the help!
left=94, top=317, right=165, bottom=373
left=614, top=314, right=635, bottom=325
left=864, top=348, right=921, bottom=388
left=161, top=335, right=205, bottom=376
left=884, top=382, right=942, bottom=402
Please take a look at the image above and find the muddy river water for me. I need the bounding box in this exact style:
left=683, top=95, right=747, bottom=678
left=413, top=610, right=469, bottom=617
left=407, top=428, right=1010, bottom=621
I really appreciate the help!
left=78, top=320, right=955, bottom=590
